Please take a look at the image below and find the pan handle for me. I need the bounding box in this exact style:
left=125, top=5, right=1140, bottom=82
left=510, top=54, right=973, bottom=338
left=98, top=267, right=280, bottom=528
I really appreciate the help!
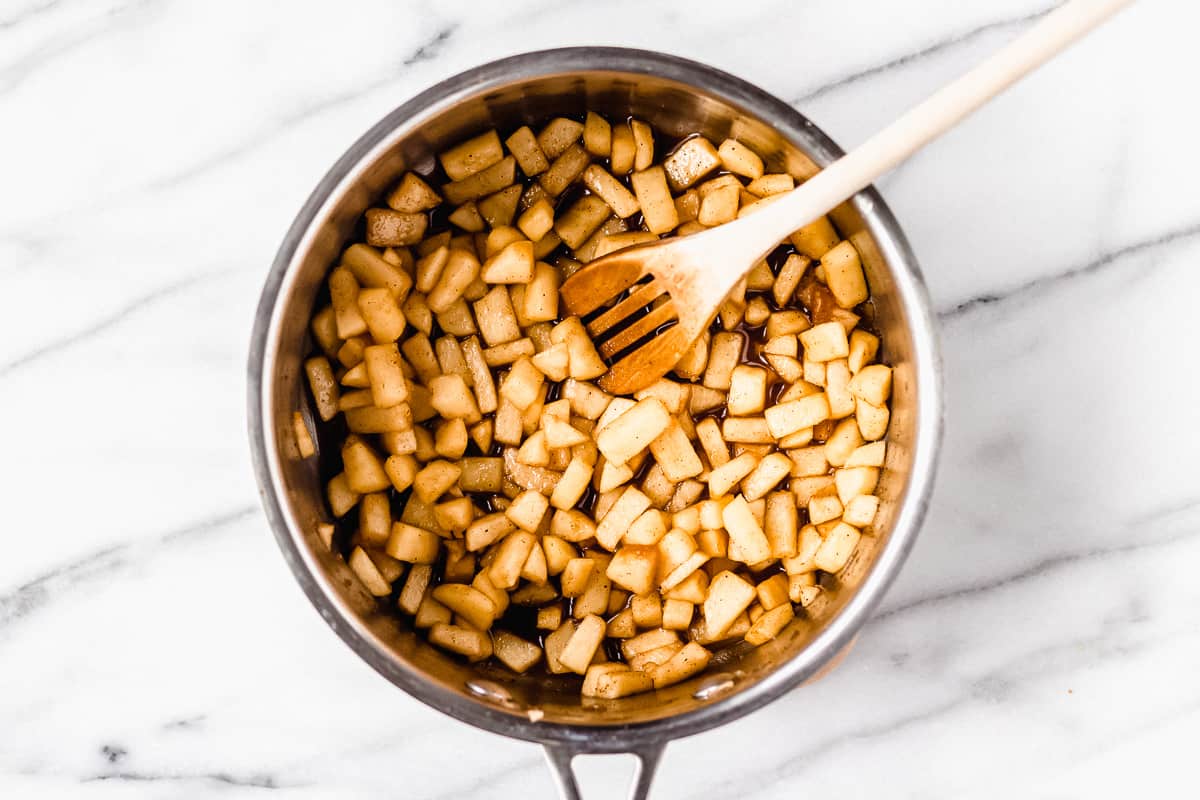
left=543, top=741, right=666, bottom=800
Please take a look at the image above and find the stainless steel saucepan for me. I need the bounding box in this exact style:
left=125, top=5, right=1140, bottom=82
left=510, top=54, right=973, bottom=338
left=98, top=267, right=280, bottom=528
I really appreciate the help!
left=248, top=47, right=942, bottom=799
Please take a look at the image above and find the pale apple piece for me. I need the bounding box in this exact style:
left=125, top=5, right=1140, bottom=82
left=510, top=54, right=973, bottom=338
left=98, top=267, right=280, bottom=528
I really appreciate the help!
left=813, top=521, right=861, bottom=573
left=703, top=570, right=757, bottom=639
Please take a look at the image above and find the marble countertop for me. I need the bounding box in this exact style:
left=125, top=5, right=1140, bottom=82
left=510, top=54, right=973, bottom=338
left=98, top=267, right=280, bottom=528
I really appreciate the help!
left=3, top=1, right=1198, bottom=797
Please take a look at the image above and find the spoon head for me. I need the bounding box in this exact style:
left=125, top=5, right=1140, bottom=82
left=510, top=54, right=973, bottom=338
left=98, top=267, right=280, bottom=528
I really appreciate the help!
left=559, top=249, right=649, bottom=318
left=597, top=322, right=694, bottom=394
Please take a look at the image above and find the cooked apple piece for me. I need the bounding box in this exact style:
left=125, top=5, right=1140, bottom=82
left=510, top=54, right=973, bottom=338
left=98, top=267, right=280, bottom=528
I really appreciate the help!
left=606, top=545, right=659, bottom=595
left=655, top=527, right=698, bottom=578
left=618, top=165, right=677, bottom=235
left=702, top=570, right=756, bottom=639
left=835, top=466, right=880, bottom=506
left=543, top=619, right=579, bottom=674
left=745, top=173, right=793, bottom=197
left=505, top=125, right=549, bottom=176
left=505, top=490, right=550, bottom=532
left=426, top=248, right=481, bottom=313
left=703, top=332, right=743, bottom=390
left=856, top=397, right=890, bottom=441
left=348, top=546, right=392, bottom=596
left=649, top=641, right=711, bottom=689
left=581, top=164, right=639, bottom=219
left=443, top=156, right=516, bottom=205
left=609, top=122, right=636, bottom=174
left=465, top=512, right=516, bottom=552
left=554, top=614, right=604, bottom=676
left=578, top=111, right=612, bottom=155
left=595, top=397, right=671, bottom=467
left=385, top=522, right=440, bottom=564
left=415, top=246, right=449, bottom=293
left=448, top=201, right=485, bottom=232
left=365, top=209, right=427, bottom=247
left=765, top=394, right=831, bottom=438
left=663, top=136, right=721, bottom=191
left=688, top=420, right=725, bottom=471
left=740, top=453, right=793, bottom=502
left=814, top=521, right=861, bottom=573
left=573, top=552, right=613, bottom=618
left=551, top=317, right=608, bottom=380
left=530, top=342, right=569, bottom=382
left=431, top=583, right=497, bottom=630
left=620, top=628, right=680, bottom=663
left=304, top=356, right=340, bottom=422
left=356, top=492, right=391, bottom=547
left=396, top=563, right=433, bottom=615
left=596, top=485, right=652, bottom=550
left=799, top=321, right=850, bottom=362
left=480, top=240, right=535, bottom=284
left=440, top=130, right=504, bottom=181
left=292, top=411, right=317, bottom=459
left=488, top=530, right=538, bottom=590
left=455, top=457, right=500, bottom=493
left=717, top=138, right=765, bottom=179
left=360, top=344, right=408, bottom=409
left=820, top=240, right=868, bottom=308
left=744, top=603, right=794, bottom=646
left=542, top=535, right=578, bottom=576
left=537, top=604, right=565, bottom=630
left=384, top=172, right=441, bottom=215
left=760, top=493, right=798, bottom=563
left=402, top=293, right=433, bottom=336
left=433, top=496, right=475, bottom=535
left=489, top=630, right=541, bottom=674
left=648, top=421, right=703, bottom=483
left=727, top=365, right=768, bottom=416
left=540, top=143, right=590, bottom=197
left=478, top=184, right=522, bottom=228
left=721, top=495, right=772, bottom=564
left=697, top=181, right=739, bottom=226
left=789, top=216, right=839, bottom=259
left=624, top=510, right=672, bottom=546
left=847, top=329, right=880, bottom=374
left=339, top=437, right=387, bottom=494
left=560, top=557, right=595, bottom=598
left=847, top=364, right=893, bottom=407
left=483, top=338, right=536, bottom=368
left=428, top=622, right=492, bottom=662
left=537, top=117, right=585, bottom=159
left=720, top=417, right=772, bottom=444
left=706, top=452, right=757, bottom=498
left=625, top=119, right=652, bottom=171
left=845, top=441, right=886, bottom=468
left=843, top=494, right=879, bottom=528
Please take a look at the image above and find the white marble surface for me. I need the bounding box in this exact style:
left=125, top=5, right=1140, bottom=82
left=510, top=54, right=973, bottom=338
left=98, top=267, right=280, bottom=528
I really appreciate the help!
left=2, top=1, right=1198, bottom=797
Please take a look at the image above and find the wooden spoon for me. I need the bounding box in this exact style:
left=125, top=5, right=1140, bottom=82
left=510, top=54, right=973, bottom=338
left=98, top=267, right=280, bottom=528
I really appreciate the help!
left=560, top=0, right=1132, bottom=394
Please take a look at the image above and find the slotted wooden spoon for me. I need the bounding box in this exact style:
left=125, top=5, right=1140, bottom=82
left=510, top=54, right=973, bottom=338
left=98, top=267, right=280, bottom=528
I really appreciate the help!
left=560, top=0, right=1131, bottom=394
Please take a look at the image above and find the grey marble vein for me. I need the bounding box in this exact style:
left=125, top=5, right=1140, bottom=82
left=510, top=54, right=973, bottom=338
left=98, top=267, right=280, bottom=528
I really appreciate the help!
left=0, top=0, right=70, bottom=31
left=793, top=4, right=1055, bottom=104
left=0, top=0, right=155, bottom=93
left=0, top=504, right=256, bottom=631
left=873, top=510, right=1200, bottom=626
left=82, top=769, right=289, bottom=789
left=422, top=755, right=544, bottom=800
left=143, top=22, right=460, bottom=194
left=0, top=266, right=235, bottom=377
left=940, top=219, right=1200, bottom=320
left=699, top=621, right=1188, bottom=800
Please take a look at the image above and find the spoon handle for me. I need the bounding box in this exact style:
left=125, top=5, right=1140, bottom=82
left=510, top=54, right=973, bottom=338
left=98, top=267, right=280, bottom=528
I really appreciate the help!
left=746, top=0, right=1134, bottom=253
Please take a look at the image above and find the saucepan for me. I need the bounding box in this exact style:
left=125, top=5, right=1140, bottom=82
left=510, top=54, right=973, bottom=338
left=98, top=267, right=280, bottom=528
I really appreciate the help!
left=247, top=47, right=942, bottom=799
